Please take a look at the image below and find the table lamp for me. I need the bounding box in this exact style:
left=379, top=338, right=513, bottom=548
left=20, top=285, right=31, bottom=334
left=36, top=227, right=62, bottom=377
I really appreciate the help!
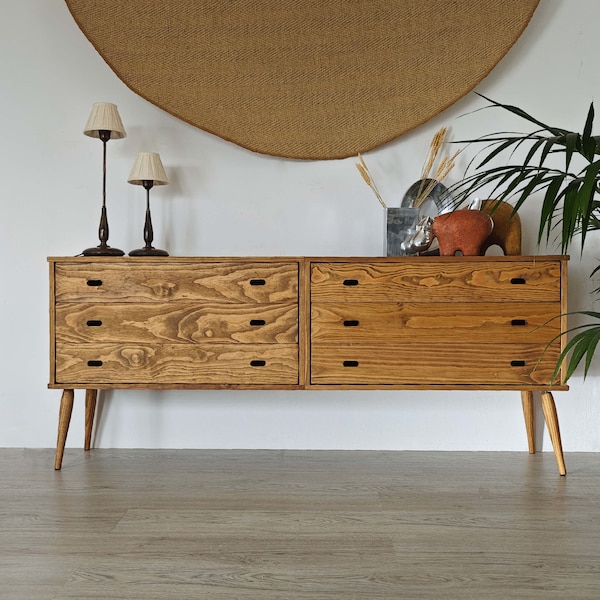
left=127, top=152, right=169, bottom=256
left=81, top=102, right=126, bottom=256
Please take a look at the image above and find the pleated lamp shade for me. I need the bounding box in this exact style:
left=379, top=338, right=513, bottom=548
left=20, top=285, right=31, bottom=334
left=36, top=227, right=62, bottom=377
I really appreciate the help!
left=128, top=152, right=168, bottom=186
left=83, top=102, right=127, bottom=139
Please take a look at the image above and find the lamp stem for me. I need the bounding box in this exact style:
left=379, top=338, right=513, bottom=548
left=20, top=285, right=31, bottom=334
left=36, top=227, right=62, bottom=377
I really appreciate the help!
left=102, top=133, right=107, bottom=209
left=98, top=135, right=109, bottom=245
left=143, top=181, right=155, bottom=250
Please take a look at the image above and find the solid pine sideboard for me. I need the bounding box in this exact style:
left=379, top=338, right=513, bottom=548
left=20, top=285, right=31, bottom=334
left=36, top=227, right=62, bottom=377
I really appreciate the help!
left=49, top=255, right=569, bottom=473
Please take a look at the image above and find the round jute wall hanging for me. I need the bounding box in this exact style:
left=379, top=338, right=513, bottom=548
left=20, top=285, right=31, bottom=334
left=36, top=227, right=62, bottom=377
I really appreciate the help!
left=65, top=0, right=539, bottom=160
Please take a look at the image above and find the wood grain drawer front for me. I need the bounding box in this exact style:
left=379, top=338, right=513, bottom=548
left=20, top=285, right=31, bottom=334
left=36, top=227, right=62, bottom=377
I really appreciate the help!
left=311, top=302, right=560, bottom=344
left=310, top=261, right=561, bottom=303
left=55, top=343, right=299, bottom=385
left=55, top=303, right=298, bottom=344
left=54, top=262, right=298, bottom=303
left=311, top=342, right=561, bottom=387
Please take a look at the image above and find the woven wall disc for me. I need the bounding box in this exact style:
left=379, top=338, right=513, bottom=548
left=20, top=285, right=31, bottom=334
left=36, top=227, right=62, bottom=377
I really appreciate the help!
left=65, top=0, right=539, bottom=160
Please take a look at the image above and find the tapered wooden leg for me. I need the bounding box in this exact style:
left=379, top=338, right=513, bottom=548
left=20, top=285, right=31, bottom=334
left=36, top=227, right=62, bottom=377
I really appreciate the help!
left=541, top=391, right=567, bottom=476
left=84, top=389, right=98, bottom=451
left=521, top=390, right=535, bottom=454
left=54, top=389, right=74, bottom=470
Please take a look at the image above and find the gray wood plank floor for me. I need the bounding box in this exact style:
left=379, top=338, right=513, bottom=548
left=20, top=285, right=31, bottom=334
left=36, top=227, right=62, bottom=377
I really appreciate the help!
left=1, top=449, right=599, bottom=599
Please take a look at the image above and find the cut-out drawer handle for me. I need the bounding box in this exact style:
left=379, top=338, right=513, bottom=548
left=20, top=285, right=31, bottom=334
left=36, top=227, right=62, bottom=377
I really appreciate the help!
left=343, top=320, right=360, bottom=327
left=510, top=277, right=526, bottom=285
left=343, top=279, right=359, bottom=286
left=250, top=319, right=266, bottom=326
left=511, top=319, right=527, bottom=327
left=343, top=360, right=360, bottom=367
left=86, top=279, right=103, bottom=287
left=511, top=360, right=526, bottom=367
left=87, top=360, right=103, bottom=367
left=250, top=359, right=266, bottom=367
left=86, top=320, right=103, bottom=327
left=250, top=279, right=266, bottom=286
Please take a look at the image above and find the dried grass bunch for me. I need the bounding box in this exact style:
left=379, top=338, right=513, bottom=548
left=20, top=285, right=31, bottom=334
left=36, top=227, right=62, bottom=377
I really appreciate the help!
left=355, top=154, right=387, bottom=209
left=355, top=127, right=459, bottom=210
left=414, top=127, right=460, bottom=208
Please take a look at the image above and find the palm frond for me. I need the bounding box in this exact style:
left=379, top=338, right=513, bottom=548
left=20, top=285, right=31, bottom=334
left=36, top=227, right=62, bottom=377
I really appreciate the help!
left=450, top=96, right=600, bottom=256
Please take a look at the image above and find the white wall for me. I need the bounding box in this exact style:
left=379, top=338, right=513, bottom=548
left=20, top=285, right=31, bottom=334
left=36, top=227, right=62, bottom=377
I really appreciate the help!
left=2, top=0, right=599, bottom=452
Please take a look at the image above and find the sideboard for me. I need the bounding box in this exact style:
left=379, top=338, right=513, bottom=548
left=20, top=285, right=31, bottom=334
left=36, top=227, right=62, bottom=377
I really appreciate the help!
left=49, top=255, right=569, bottom=473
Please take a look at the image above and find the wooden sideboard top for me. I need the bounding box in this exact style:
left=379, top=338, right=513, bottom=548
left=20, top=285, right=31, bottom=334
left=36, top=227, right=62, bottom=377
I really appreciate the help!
left=49, top=255, right=569, bottom=262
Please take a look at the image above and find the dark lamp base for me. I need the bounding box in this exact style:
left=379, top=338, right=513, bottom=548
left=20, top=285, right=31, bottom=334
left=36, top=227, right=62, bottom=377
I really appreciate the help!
left=128, top=247, right=169, bottom=257
left=82, top=245, right=125, bottom=256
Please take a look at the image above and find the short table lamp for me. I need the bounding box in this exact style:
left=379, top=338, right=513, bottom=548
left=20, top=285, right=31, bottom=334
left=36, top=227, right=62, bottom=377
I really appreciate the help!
left=82, top=102, right=126, bottom=256
left=128, top=152, right=169, bottom=256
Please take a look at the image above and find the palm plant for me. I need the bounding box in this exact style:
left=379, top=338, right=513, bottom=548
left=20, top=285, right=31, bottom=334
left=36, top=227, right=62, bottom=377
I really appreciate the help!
left=450, top=94, right=600, bottom=380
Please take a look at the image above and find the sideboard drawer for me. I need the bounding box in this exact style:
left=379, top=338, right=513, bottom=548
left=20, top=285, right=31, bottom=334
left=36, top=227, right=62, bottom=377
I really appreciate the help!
left=55, top=343, right=299, bottom=385
left=311, top=342, right=561, bottom=387
left=311, top=302, right=560, bottom=344
left=310, top=261, right=561, bottom=303
left=54, top=262, right=299, bottom=303
left=55, top=302, right=298, bottom=344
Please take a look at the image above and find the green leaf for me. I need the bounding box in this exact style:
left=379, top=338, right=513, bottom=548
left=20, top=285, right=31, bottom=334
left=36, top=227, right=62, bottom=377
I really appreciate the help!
left=577, top=160, right=600, bottom=250
left=565, top=327, right=600, bottom=379
left=560, top=180, right=584, bottom=251
left=522, top=137, right=548, bottom=169
left=583, top=329, right=600, bottom=374
left=545, top=311, right=600, bottom=381
left=540, top=135, right=565, bottom=166
left=475, top=93, right=568, bottom=136
left=476, top=137, right=526, bottom=169
left=563, top=131, right=579, bottom=171
left=582, top=103, right=595, bottom=160
left=538, top=174, right=566, bottom=244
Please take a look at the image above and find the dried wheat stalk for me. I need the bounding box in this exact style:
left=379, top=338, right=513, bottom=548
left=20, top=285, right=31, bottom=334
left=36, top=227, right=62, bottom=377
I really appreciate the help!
left=355, top=153, right=387, bottom=209
left=414, top=128, right=460, bottom=208
left=416, top=127, right=447, bottom=201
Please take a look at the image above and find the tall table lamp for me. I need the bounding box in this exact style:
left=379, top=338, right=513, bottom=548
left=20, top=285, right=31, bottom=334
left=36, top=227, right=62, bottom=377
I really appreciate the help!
left=82, top=102, right=126, bottom=256
left=128, top=152, right=169, bottom=256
